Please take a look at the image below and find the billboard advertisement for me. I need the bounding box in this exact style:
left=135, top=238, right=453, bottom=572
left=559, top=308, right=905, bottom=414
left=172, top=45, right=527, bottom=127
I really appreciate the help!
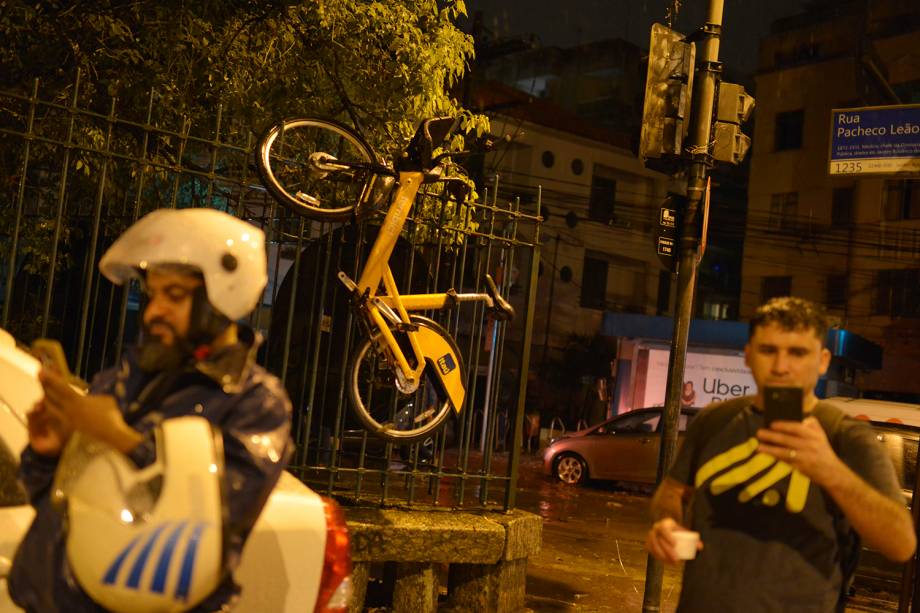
left=829, top=104, right=920, bottom=175
left=643, top=349, right=756, bottom=408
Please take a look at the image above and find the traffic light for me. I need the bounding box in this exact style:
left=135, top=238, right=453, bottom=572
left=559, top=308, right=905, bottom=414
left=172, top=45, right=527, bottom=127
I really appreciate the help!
left=711, top=82, right=755, bottom=164
left=639, top=23, right=696, bottom=160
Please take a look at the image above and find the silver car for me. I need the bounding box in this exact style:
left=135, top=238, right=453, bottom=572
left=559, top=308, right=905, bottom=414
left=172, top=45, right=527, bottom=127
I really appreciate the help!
left=542, top=407, right=698, bottom=485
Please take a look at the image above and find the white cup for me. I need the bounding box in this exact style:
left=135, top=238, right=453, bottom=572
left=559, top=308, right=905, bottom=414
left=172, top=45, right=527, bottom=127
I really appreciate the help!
left=672, top=529, right=700, bottom=560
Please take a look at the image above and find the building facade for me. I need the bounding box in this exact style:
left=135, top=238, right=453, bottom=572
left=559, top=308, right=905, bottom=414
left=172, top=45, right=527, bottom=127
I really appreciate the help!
left=483, top=112, right=674, bottom=361
left=742, top=0, right=920, bottom=396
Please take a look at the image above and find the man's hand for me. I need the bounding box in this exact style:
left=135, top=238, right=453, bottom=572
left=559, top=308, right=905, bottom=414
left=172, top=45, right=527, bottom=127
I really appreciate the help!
left=26, top=400, right=73, bottom=457
left=39, top=368, right=143, bottom=454
left=646, top=517, right=702, bottom=565
left=757, top=416, right=845, bottom=487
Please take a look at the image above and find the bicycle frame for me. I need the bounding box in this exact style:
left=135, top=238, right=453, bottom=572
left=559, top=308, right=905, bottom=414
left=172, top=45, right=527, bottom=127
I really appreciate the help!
left=343, top=170, right=492, bottom=414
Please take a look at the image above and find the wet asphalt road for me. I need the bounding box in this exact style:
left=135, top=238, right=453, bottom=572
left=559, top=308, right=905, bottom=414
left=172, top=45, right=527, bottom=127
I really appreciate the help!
left=514, top=455, right=902, bottom=613
left=515, top=455, right=682, bottom=612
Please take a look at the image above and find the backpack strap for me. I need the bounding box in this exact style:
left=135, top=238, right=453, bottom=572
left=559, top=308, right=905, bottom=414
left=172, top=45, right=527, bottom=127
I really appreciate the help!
left=807, top=401, right=859, bottom=612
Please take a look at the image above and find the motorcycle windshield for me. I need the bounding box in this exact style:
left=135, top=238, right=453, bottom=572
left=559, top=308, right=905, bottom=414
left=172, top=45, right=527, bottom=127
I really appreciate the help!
left=53, top=433, right=163, bottom=524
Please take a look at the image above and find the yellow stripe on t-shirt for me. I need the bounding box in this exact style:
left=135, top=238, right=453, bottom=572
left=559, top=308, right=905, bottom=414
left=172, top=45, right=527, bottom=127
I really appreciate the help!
left=786, top=469, right=811, bottom=513
left=738, top=462, right=793, bottom=502
left=710, top=452, right=778, bottom=495
left=695, top=437, right=760, bottom=488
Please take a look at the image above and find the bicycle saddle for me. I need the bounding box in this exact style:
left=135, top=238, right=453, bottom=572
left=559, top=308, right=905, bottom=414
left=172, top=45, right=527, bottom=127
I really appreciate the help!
left=401, top=116, right=459, bottom=171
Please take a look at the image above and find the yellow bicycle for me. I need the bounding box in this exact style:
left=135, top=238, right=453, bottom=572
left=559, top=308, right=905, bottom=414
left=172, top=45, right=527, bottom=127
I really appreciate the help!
left=257, top=117, right=514, bottom=442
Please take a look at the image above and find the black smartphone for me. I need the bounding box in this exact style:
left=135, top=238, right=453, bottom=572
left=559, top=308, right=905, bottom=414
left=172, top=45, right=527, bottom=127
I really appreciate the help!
left=763, top=386, right=803, bottom=426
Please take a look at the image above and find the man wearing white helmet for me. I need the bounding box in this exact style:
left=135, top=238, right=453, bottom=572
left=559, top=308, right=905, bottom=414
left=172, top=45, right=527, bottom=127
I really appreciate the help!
left=10, top=208, right=293, bottom=612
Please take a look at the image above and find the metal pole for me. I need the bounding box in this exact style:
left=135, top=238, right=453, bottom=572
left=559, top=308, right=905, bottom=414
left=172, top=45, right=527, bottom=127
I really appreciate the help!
left=540, top=233, right=560, bottom=370
left=642, top=1, right=723, bottom=611
left=505, top=186, right=542, bottom=511
left=3, top=79, right=39, bottom=329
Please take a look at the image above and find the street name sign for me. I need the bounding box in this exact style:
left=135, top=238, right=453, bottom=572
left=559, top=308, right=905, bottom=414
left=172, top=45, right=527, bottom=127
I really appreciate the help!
left=653, top=195, right=681, bottom=272
left=657, top=237, right=675, bottom=257
left=829, top=104, right=920, bottom=175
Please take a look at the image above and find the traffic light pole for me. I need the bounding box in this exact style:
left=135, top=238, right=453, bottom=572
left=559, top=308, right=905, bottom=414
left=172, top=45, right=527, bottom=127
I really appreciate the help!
left=641, top=1, right=723, bottom=612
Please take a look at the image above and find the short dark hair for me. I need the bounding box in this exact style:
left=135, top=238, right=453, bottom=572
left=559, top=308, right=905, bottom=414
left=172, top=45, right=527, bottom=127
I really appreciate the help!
left=749, top=296, right=829, bottom=343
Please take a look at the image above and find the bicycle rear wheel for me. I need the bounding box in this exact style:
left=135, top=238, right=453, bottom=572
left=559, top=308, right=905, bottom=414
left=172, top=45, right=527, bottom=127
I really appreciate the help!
left=347, top=317, right=461, bottom=443
left=257, top=117, right=376, bottom=221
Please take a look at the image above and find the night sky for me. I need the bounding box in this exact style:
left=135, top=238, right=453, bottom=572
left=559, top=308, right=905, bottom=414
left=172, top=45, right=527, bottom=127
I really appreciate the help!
left=464, top=0, right=811, bottom=75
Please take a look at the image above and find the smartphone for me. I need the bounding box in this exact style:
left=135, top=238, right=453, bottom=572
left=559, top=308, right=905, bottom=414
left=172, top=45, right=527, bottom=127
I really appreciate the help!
left=30, top=338, right=71, bottom=378
left=763, top=386, right=803, bottom=427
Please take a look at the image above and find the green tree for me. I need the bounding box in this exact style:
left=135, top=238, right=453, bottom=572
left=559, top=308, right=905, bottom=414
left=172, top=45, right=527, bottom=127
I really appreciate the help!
left=0, top=0, right=485, bottom=339
left=0, top=0, right=481, bottom=149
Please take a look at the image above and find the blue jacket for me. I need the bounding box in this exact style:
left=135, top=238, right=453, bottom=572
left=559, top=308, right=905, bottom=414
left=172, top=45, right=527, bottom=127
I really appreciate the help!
left=10, top=328, right=293, bottom=612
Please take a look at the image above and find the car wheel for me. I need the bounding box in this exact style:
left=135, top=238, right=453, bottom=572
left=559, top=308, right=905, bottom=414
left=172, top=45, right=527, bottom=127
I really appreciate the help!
left=554, top=453, right=587, bottom=485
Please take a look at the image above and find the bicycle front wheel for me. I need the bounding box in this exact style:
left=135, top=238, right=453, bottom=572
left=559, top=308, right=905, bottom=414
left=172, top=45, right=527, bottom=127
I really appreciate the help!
left=257, top=117, right=376, bottom=221
left=347, top=318, right=461, bottom=443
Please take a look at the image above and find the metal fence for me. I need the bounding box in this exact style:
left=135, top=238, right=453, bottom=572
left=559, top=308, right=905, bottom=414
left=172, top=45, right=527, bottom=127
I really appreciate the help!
left=0, top=75, right=542, bottom=511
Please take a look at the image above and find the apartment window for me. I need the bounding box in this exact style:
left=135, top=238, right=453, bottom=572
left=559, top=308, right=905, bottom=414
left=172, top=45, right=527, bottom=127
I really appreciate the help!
left=831, top=188, right=854, bottom=226
left=762, top=276, right=792, bottom=303
left=774, top=110, right=804, bottom=151
left=769, top=193, right=798, bottom=230
left=702, top=302, right=731, bottom=320
left=883, top=180, right=920, bottom=221
left=589, top=174, right=616, bottom=224
left=826, top=274, right=848, bottom=310
left=875, top=269, right=920, bottom=317
left=581, top=256, right=608, bottom=309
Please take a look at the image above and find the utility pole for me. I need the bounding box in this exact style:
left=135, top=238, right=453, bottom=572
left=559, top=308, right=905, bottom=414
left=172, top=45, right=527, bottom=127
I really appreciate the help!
left=639, top=1, right=734, bottom=611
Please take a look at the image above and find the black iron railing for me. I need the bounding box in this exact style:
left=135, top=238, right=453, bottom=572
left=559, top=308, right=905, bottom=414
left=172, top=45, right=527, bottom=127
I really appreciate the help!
left=0, top=74, right=542, bottom=511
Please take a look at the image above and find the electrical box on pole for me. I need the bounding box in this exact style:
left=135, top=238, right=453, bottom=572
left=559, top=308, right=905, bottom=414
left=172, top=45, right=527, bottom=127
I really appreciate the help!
left=712, top=82, right=755, bottom=164
left=639, top=23, right=696, bottom=161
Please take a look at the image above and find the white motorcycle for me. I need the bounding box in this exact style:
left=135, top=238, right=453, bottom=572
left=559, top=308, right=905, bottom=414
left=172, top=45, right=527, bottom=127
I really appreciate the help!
left=0, top=330, right=351, bottom=613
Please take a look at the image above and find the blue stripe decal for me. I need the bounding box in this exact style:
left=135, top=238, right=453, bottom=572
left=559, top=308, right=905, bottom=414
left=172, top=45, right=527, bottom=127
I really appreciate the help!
left=103, top=534, right=143, bottom=585
left=126, top=523, right=169, bottom=589
left=175, top=522, right=206, bottom=601
left=151, top=521, right=188, bottom=594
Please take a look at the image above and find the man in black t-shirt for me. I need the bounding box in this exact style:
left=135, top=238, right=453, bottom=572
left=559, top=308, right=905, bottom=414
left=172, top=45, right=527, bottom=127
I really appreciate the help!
left=646, top=297, right=915, bottom=612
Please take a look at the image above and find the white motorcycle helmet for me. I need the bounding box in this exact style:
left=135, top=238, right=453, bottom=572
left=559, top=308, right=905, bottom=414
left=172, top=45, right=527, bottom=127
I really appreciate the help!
left=99, top=208, right=268, bottom=322
left=54, top=417, right=224, bottom=613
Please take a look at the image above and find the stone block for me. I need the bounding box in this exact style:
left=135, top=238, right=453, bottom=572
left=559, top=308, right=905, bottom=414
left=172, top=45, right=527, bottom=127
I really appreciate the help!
left=393, top=562, right=438, bottom=613
left=347, top=561, right=369, bottom=613
left=447, top=558, right=528, bottom=612
left=345, top=507, right=505, bottom=564
left=488, top=510, right=543, bottom=560
left=343, top=507, right=542, bottom=612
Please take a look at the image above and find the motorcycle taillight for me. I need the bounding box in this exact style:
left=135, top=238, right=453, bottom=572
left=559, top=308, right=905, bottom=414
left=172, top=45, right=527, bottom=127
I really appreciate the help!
left=315, top=497, right=353, bottom=613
